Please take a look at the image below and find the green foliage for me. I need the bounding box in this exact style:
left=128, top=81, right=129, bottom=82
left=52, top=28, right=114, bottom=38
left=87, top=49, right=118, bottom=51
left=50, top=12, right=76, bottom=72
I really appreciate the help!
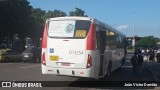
left=135, top=36, right=160, bottom=48
left=69, top=8, right=87, bottom=16
left=0, top=0, right=32, bottom=38
left=0, top=0, right=33, bottom=50
left=1, top=0, right=160, bottom=51
left=30, top=9, right=67, bottom=46
left=45, top=10, right=67, bottom=18
left=29, top=8, right=46, bottom=47
left=0, top=0, right=88, bottom=48
left=0, top=0, right=67, bottom=47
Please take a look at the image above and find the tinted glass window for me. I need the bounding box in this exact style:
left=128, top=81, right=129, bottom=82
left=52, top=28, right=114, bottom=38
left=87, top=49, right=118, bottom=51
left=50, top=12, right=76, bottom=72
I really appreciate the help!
left=48, top=20, right=91, bottom=39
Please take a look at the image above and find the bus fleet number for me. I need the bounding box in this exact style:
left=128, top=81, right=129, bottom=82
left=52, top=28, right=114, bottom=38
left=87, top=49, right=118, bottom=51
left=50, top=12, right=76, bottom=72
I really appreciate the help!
left=69, top=50, right=83, bottom=55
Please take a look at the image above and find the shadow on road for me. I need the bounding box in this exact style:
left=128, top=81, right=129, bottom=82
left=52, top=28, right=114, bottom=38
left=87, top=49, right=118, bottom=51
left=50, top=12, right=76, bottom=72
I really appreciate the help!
left=68, top=80, right=155, bottom=89
left=67, top=66, right=156, bottom=89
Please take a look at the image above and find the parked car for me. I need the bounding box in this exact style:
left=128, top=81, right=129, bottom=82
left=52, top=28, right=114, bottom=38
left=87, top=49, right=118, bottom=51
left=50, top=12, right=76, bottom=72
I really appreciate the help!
left=0, top=49, right=21, bottom=62
left=21, top=47, right=41, bottom=63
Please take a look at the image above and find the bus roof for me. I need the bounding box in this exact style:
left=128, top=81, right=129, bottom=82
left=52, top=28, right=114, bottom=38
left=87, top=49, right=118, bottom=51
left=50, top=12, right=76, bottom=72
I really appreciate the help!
left=48, top=16, right=92, bottom=21
left=93, top=18, right=126, bottom=37
left=47, top=16, right=126, bottom=37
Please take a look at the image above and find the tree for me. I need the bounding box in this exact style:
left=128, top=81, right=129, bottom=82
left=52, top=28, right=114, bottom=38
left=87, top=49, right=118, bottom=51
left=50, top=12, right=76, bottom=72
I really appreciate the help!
left=29, top=8, right=46, bottom=47
left=135, top=36, right=160, bottom=48
left=29, top=9, right=66, bottom=47
left=45, top=10, right=66, bottom=18
left=0, top=0, right=33, bottom=50
left=69, top=8, right=87, bottom=16
left=0, top=0, right=88, bottom=49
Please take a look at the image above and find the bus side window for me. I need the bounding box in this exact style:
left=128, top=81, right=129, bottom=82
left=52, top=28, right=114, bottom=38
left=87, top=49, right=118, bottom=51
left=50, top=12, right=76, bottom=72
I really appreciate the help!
left=105, top=30, right=110, bottom=49
left=96, top=31, right=106, bottom=54
left=96, top=31, right=100, bottom=50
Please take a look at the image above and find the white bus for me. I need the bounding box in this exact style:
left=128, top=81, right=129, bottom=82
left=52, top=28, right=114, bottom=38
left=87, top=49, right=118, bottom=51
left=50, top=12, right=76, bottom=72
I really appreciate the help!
left=41, top=17, right=126, bottom=79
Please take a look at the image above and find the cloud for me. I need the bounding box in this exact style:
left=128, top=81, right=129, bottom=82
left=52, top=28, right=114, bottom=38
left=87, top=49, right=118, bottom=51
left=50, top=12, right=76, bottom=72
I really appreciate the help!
left=117, top=24, right=129, bottom=30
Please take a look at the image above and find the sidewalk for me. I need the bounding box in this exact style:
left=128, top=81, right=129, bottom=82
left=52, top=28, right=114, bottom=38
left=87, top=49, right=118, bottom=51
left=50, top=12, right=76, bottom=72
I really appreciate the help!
left=144, top=62, right=160, bottom=81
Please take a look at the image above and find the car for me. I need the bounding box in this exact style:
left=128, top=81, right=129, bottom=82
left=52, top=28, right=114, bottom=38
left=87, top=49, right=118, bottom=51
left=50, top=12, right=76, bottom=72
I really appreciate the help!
left=0, top=49, right=21, bottom=62
left=21, top=47, right=41, bottom=63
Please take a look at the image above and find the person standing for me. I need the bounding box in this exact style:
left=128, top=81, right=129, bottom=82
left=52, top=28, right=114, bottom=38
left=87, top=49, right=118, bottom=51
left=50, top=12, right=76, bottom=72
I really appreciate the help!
left=156, top=49, right=160, bottom=63
left=149, top=48, right=155, bottom=63
left=137, top=52, right=144, bottom=76
left=142, top=49, right=145, bottom=55
left=131, top=55, right=137, bottom=74
left=146, top=48, right=150, bottom=62
left=131, top=49, right=139, bottom=75
left=143, top=49, right=148, bottom=61
left=131, top=48, right=144, bottom=76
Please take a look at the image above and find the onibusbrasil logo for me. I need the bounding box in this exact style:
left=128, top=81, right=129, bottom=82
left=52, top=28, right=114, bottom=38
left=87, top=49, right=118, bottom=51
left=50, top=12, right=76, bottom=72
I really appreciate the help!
left=1, top=82, right=42, bottom=87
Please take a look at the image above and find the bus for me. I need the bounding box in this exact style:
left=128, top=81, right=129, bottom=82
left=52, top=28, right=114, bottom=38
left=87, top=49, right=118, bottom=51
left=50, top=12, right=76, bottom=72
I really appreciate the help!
left=41, top=16, right=126, bottom=79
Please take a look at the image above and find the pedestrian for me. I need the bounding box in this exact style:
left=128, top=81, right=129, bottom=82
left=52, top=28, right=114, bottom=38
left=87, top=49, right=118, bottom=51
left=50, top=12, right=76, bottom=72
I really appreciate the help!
left=131, top=49, right=139, bottom=75
left=142, top=49, right=145, bottom=55
left=137, top=52, right=144, bottom=76
left=146, top=48, right=150, bottom=62
left=149, top=49, right=154, bottom=63
left=131, top=55, right=137, bottom=74
left=131, top=48, right=144, bottom=76
left=143, top=49, right=148, bottom=61
left=156, top=49, right=160, bottom=63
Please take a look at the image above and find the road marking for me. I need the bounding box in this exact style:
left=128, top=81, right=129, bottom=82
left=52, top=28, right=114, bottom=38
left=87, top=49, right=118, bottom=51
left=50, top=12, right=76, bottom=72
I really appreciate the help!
left=20, top=65, right=40, bottom=68
left=7, top=63, right=18, bottom=65
left=0, top=63, right=18, bottom=66
left=0, top=63, right=18, bottom=65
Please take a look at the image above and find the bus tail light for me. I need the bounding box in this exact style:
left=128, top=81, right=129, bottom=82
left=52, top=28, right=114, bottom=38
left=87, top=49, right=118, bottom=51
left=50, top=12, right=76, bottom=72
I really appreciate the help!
left=86, top=24, right=96, bottom=50
left=42, top=22, right=48, bottom=48
left=42, top=52, right=46, bottom=65
left=86, top=54, right=92, bottom=68
left=42, top=22, right=47, bottom=66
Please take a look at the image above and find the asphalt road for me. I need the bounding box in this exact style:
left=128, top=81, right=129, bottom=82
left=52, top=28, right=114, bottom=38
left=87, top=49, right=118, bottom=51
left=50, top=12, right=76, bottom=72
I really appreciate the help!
left=0, top=53, right=158, bottom=90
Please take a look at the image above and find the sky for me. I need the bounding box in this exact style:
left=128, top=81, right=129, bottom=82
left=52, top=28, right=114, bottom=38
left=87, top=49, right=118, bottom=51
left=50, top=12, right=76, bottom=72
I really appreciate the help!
left=28, top=0, right=160, bottom=38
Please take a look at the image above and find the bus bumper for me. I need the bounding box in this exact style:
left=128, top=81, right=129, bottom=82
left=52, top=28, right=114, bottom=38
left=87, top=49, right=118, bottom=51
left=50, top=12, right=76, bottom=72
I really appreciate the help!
left=42, top=64, right=95, bottom=78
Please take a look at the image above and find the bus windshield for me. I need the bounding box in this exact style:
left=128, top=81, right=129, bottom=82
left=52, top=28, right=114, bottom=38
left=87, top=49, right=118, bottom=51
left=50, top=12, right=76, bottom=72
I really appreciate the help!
left=48, top=20, right=91, bottom=39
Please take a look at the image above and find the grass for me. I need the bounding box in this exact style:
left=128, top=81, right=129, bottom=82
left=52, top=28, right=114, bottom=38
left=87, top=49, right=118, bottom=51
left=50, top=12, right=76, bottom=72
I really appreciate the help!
left=127, top=49, right=134, bottom=52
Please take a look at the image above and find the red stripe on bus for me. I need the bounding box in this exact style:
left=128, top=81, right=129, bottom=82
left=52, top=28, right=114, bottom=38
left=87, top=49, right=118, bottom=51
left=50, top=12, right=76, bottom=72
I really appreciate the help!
left=42, top=23, right=48, bottom=48
left=86, top=24, right=96, bottom=50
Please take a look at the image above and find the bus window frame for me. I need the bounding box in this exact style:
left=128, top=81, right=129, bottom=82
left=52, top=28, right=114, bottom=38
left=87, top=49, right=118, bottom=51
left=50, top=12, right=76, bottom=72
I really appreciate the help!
left=47, top=20, right=91, bottom=39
